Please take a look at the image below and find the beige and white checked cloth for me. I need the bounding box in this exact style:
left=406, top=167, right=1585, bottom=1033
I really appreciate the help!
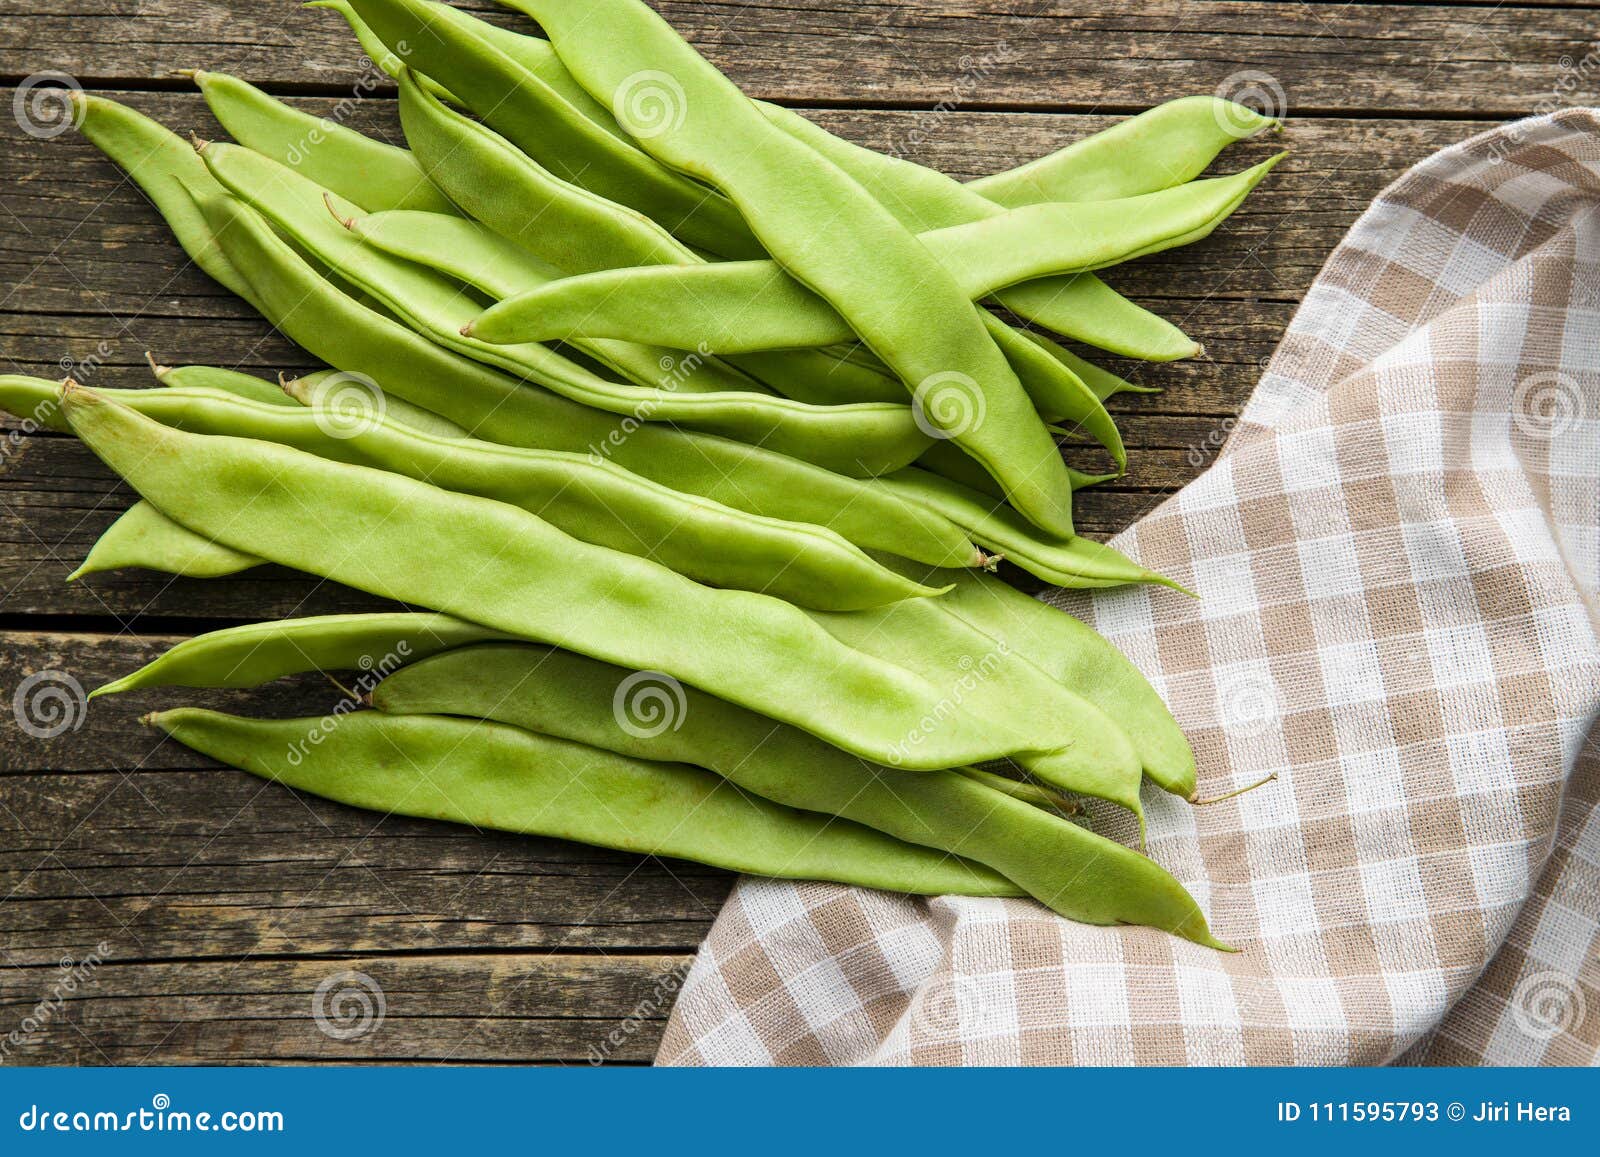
left=657, top=112, right=1600, bottom=1066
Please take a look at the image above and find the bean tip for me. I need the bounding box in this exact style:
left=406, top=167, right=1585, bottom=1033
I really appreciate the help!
left=458, top=321, right=476, bottom=337
left=189, top=132, right=211, bottom=154
left=173, top=68, right=199, bottom=81
left=144, top=351, right=171, bottom=381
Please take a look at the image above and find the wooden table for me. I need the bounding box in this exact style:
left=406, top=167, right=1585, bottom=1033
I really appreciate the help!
left=2, top=0, right=1593, bottom=1065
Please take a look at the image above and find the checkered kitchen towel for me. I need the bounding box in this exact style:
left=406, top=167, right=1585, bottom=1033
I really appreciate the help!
left=657, top=111, right=1600, bottom=1066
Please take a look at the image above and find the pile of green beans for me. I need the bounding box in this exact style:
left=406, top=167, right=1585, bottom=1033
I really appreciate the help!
left=0, top=0, right=1286, bottom=944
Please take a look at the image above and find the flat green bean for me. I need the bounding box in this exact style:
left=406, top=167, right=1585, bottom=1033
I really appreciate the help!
left=390, top=68, right=949, bottom=411
left=148, top=708, right=1017, bottom=897
left=59, top=387, right=1024, bottom=770
left=927, top=568, right=1198, bottom=800
left=468, top=158, right=1282, bottom=354
left=165, top=178, right=979, bottom=568
left=333, top=193, right=782, bottom=406
left=73, top=500, right=256, bottom=580
left=970, top=95, right=1281, bottom=206
left=759, top=102, right=1201, bottom=361
left=43, top=379, right=947, bottom=610
left=71, top=93, right=256, bottom=306
left=515, top=0, right=1078, bottom=537
left=349, top=205, right=909, bottom=408
left=348, top=0, right=764, bottom=259
left=370, top=643, right=1223, bottom=945
left=190, top=69, right=457, bottom=215
left=201, top=137, right=930, bottom=475
left=95, top=612, right=506, bottom=697
left=801, top=589, right=1144, bottom=813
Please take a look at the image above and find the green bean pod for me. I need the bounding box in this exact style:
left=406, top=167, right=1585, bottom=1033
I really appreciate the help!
left=347, top=204, right=909, bottom=408
left=160, top=178, right=979, bottom=568
left=59, top=387, right=1025, bottom=771
left=468, top=158, right=1282, bottom=353
left=759, top=100, right=1204, bottom=361
left=73, top=501, right=257, bottom=580
left=70, top=92, right=257, bottom=306
left=190, top=69, right=458, bottom=215
left=347, top=0, right=763, bottom=258
left=511, top=0, right=1078, bottom=538
left=41, top=379, right=947, bottom=610
left=200, top=138, right=930, bottom=476
left=394, top=66, right=691, bottom=272
left=370, top=643, right=1224, bottom=946
left=969, top=95, right=1281, bottom=206
left=802, top=592, right=1145, bottom=814
left=148, top=708, right=1017, bottom=897
left=926, top=569, right=1198, bottom=800
left=95, top=612, right=508, bottom=697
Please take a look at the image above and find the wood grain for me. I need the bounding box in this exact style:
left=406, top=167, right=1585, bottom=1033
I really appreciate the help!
left=1, top=1, right=1595, bottom=116
left=0, top=953, right=694, bottom=1063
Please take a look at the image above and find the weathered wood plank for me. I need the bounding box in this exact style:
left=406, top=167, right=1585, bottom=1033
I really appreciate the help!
left=0, top=632, right=734, bottom=967
left=0, top=87, right=1451, bottom=321
left=0, top=953, right=690, bottom=1063
left=1, top=1, right=1594, bottom=116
